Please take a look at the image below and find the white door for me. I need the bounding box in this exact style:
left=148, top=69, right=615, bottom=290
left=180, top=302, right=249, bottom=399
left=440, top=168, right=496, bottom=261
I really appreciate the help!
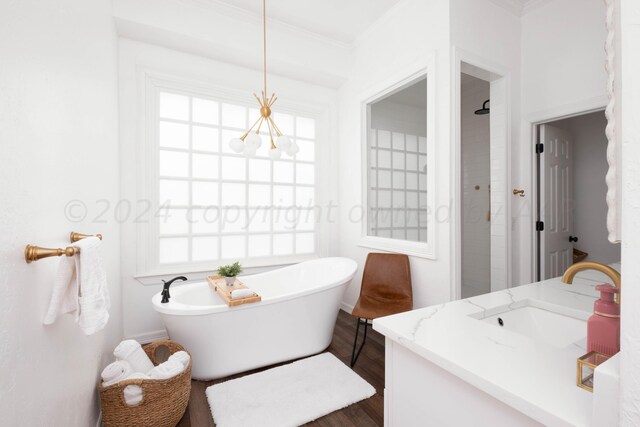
left=540, top=124, right=574, bottom=279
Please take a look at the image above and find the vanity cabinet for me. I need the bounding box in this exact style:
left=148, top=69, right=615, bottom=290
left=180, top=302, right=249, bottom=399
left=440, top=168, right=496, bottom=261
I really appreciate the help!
left=384, top=339, right=542, bottom=426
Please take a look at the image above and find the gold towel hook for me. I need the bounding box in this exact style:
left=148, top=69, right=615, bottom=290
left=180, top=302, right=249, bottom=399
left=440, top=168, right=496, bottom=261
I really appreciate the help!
left=70, top=232, right=103, bottom=243
left=24, top=245, right=78, bottom=263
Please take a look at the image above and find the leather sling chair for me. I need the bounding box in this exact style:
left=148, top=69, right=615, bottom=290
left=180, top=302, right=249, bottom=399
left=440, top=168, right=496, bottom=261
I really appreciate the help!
left=350, top=253, right=413, bottom=367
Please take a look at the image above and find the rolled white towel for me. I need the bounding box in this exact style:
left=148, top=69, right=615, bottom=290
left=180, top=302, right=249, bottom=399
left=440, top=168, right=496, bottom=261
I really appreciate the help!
left=148, top=359, right=184, bottom=380
left=230, top=288, right=255, bottom=300
left=101, top=360, right=133, bottom=387
left=168, top=351, right=190, bottom=369
left=122, top=372, right=149, bottom=406
left=113, top=340, right=154, bottom=373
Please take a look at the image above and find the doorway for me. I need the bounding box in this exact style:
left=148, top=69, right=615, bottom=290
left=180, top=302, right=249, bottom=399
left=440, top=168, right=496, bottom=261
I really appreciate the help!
left=454, top=56, right=511, bottom=301
left=535, top=111, right=621, bottom=281
left=460, top=74, right=491, bottom=298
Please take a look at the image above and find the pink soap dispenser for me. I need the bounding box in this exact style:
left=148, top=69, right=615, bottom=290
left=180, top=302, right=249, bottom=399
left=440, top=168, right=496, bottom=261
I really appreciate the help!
left=587, top=284, right=620, bottom=356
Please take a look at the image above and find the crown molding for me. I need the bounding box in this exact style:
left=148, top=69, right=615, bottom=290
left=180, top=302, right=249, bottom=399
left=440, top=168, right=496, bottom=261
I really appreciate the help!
left=484, top=0, right=555, bottom=16
left=114, top=0, right=352, bottom=87
left=178, top=0, right=352, bottom=50
left=115, top=19, right=349, bottom=88
left=521, top=0, right=554, bottom=14
left=485, top=0, right=524, bottom=16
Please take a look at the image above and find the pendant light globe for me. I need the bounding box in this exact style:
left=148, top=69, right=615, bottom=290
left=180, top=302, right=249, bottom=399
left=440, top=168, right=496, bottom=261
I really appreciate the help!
left=269, top=147, right=282, bottom=160
left=245, top=132, right=263, bottom=148
left=229, top=138, right=245, bottom=153
left=276, top=135, right=292, bottom=149
left=285, top=142, right=299, bottom=157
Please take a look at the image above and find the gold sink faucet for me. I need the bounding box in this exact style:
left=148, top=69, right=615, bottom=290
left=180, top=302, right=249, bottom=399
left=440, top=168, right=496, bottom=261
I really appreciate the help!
left=562, top=261, right=621, bottom=304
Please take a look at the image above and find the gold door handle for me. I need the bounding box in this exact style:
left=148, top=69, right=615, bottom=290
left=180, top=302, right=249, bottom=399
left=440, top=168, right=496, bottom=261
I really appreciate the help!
left=512, top=189, right=525, bottom=197
left=487, top=185, right=491, bottom=221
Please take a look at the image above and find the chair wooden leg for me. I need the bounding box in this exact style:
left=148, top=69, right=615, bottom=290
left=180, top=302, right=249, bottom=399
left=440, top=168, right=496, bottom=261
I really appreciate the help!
left=350, top=318, right=369, bottom=368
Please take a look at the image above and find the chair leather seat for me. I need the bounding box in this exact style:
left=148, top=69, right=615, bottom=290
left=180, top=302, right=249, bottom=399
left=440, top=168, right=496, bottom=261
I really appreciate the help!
left=351, top=253, right=413, bottom=320
left=352, top=294, right=412, bottom=320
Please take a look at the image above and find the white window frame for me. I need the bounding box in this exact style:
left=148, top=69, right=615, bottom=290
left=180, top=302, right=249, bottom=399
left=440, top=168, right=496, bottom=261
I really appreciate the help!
left=358, top=59, right=436, bottom=259
left=135, top=72, right=329, bottom=277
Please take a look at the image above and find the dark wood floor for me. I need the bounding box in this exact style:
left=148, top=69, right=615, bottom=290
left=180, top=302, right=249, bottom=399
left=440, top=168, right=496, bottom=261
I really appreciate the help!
left=176, top=310, right=385, bottom=427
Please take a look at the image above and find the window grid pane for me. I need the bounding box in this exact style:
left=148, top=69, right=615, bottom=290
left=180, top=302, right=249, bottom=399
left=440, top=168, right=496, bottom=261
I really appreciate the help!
left=187, top=96, right=193, bottom=262
left=157, top=91, right=317, bottom=264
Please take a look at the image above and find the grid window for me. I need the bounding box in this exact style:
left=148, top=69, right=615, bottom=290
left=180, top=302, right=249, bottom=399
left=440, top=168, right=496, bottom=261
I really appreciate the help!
left=368, top=129, right=428, bottom=242
left=156, top=91, right=317, bottom=264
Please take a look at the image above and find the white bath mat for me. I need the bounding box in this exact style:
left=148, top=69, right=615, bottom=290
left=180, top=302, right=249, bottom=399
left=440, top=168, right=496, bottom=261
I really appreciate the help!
left=206, top=352, right=376, bottom=427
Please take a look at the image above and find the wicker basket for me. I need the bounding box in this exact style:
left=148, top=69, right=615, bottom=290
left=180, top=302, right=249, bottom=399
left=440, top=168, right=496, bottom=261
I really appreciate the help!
left=573, top=248, right=589, bottom=264
left=99, top=339, right=192, bottom=427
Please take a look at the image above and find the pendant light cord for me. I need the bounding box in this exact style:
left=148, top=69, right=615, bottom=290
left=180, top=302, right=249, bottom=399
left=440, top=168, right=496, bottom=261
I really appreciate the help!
left=263, top=0, right=267, bottom=101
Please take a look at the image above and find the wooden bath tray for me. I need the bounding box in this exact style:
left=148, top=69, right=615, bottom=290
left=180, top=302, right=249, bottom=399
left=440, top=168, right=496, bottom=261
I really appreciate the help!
left=207, top=275, right=261, bottom=307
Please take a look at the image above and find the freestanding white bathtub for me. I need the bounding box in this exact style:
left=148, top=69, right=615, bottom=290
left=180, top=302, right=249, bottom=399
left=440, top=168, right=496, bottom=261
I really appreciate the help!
left=152, top=257, right=358, bottom=380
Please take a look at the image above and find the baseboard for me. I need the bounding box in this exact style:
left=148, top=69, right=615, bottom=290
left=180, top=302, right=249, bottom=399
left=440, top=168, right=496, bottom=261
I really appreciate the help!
left=125, top=329, right=169, bottom=344
left=340, top=301, right=354, bottom=314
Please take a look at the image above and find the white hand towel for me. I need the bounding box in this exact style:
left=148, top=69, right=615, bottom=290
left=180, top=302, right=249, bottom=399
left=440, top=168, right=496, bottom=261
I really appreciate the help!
left=230, top=288, right=255, bottom=300
left=122, top=372, right=149, bottom=406
left=168, top=351, right=191, bottom=369
left=101, top=360, right=133, bottom=387
left=114, top=340, right=155, bottom=374
left=74, top=237, right=110, bottom=335
left=43, top=254, right=79, bottom=325
left=148, top=359, right=184, bottom=380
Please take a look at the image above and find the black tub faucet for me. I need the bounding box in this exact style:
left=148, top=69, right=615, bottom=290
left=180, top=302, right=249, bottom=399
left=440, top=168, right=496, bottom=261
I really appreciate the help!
left=161, top=276, right=188, bottom=303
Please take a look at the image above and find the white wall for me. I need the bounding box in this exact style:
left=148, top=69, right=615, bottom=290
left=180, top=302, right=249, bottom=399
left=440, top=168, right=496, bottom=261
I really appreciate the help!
left=371, top=101, right=427, bottom=137
left=118, top=39, right=340, bottom=340
left=0, top=1, right=121, bottom=425
left=518, top=0, right=607, bottom=284
left=619, top=0, right=640, bottom=423
left=551, top=113, right=621, bottom=264
left=451, top=0, right=521, bottom=295
left=338, top=0, right=521, bottom=308
left=461, top=78, right=491, bottom=297
left=521, top=0, right=607, bottom=116
left=337, top=0, right=451, bottom=309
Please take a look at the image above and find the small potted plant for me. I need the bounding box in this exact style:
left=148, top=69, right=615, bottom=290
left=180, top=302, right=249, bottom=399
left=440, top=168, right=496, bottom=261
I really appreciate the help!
left=216, top=261, right=243, bottom=286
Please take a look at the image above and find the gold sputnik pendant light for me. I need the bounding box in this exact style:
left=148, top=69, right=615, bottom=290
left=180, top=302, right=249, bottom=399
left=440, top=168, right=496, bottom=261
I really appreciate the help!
left=229, top=0, right=297, bottom=160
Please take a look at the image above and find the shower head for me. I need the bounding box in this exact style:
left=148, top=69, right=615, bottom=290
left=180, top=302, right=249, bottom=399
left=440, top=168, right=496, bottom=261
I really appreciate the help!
left=475, top=99, right=490, bottom=115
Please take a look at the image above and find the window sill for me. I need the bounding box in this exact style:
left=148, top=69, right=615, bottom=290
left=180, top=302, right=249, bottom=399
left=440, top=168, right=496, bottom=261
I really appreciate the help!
left=358, top=236, right=435, bottom=259
left=134, top=254, right=319, bottom=286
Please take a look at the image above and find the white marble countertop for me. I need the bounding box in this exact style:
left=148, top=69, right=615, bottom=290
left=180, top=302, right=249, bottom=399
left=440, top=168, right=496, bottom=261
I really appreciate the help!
left=373, top=265, right=621, bottom=427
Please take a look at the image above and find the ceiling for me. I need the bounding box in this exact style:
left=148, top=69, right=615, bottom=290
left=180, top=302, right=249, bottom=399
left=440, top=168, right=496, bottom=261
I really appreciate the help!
left=461, top=72, right=485, bottom=86
left=380, top=77, right=427, bottom=109
left=192, top=0, right=546, bottom=48
left=488, top=0, right=548, bottom=14
left=210, top=0, right=403, bottom=45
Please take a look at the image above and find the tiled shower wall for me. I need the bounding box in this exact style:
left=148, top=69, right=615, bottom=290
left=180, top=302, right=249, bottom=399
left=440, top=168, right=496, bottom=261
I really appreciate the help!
left=369, top=97, right=428, bottom=243
left=368, top=128, right=428, bottom=242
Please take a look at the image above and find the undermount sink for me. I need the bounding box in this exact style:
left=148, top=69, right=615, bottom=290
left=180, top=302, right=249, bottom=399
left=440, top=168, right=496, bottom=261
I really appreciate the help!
left=475, top=301, right=588, bottom=348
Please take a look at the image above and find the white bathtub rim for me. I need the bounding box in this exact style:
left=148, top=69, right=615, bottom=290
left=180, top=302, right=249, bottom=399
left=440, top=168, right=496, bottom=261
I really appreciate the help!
left=152, top=281, right=353, bottom=316
left=152, top=257, right=357, bottom=316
